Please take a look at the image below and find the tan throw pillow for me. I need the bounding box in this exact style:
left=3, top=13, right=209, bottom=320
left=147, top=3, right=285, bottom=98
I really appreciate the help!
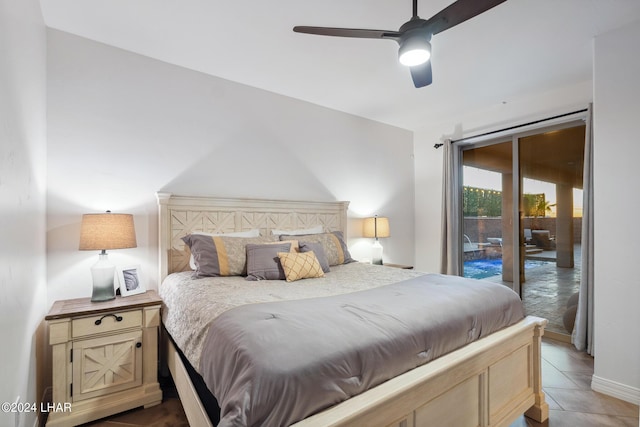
left=277, top=251, right=324, bottom=282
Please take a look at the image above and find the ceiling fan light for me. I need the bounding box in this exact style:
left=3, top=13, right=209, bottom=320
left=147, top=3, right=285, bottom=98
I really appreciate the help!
left=398, top=37, right=431, bottom=66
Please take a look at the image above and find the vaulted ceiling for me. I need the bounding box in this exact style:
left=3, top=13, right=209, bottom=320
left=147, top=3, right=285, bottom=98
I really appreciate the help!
left=40, top=0, right=640, bottom=131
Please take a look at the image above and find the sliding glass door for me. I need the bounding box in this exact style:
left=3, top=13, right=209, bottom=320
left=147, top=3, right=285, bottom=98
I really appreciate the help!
left=459, top=123, right=585, bottom=337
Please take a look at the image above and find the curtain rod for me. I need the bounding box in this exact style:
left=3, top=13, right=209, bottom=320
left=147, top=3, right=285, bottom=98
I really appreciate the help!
left=433, top=108, right=588, bottom=149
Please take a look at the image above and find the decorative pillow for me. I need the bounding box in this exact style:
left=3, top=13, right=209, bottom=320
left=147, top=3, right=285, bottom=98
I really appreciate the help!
left=279, top=231, right=354, bottom=266
left=271, top=225, right=323, bottom=236
left=188, top=229, right=261, bottom=269
left=246, top=242, right=292, bottom=281
left=182, top=234, right=276, bottom=278
left=298, top=241, right=330, bottom=273
left=275, top=240, right=299, bottom=253
left=277, top=251, right=324, bottom=282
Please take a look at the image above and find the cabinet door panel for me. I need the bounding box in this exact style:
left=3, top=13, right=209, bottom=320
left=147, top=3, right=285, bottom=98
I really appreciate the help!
left=72, top=330, right=143, bottom=401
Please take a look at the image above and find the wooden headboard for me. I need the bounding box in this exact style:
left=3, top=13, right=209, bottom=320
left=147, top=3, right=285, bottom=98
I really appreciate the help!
left=156, top=193, right=349, bottom=281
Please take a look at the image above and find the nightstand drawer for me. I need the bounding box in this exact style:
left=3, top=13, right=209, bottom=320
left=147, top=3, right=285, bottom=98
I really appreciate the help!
left=72, top=309, right=143, bottom=338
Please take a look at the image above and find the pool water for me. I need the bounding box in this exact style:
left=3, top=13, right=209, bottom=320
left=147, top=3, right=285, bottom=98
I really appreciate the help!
left=464, top=258, right=549, bottom=280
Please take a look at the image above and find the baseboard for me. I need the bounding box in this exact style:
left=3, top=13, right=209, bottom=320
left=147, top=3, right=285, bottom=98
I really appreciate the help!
left=544, top=330, right=571, bottom=343
left=591, top=375, right=640, bottom=405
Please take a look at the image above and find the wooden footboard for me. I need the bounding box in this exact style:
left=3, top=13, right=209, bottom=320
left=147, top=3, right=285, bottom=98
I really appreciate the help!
left=295, top=316, right=548, bottom=427
left=162, top=316, right=548, bottom=427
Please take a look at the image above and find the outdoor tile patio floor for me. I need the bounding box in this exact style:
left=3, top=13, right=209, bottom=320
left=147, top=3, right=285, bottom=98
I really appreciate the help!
left=521, top=262, right=581, bottom=335
left=484, top=244, right=582, bottom=336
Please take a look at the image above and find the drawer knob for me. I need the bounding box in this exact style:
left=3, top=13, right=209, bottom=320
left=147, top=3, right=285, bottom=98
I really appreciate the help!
left=136, top=342, right=142, bottom=348
left=94, top=314, right=124, bottom=326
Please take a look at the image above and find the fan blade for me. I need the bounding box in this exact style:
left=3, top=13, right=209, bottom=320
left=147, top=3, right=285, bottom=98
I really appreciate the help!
left=424, top=0, right=507, bottom=36
left=294, top=26, right=400, bottom=40
left=410, top=61, right=432, bottom=88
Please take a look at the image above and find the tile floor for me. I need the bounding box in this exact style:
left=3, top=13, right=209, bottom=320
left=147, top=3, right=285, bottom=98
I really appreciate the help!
left=511, top=339, right=639, bottom=427
left=82, top=338, right=639, bottom=427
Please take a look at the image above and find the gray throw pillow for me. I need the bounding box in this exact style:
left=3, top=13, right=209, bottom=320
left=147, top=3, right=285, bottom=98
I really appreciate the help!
left=245, top=242, right=292, bottom=281
left=299, top=241, right=331, bottom=273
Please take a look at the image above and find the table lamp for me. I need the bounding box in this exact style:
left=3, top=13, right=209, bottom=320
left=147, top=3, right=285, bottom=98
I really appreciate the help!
left=363, top=215, right=390, bottom=265
left=79, top=211, right=137, bottom=301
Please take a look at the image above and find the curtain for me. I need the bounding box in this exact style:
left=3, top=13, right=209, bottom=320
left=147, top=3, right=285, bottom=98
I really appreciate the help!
left=440, top=139, right=461, bottom=275
left=572, top=103, right=594, bottom=355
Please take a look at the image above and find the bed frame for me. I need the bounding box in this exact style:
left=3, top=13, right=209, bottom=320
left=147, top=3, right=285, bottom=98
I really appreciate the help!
left=156, top=193, right=549, bottom=427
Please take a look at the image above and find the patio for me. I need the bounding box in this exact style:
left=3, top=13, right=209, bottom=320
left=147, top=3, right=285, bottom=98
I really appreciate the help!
left=479, top=244, right=582, bottom=337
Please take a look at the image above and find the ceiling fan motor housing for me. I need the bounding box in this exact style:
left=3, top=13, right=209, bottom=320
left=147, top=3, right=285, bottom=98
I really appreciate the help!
left=398, top=22, right=432, bottom=66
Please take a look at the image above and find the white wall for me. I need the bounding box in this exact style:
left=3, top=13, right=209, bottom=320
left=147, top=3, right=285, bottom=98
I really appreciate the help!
left=0, top=0, right=47, bottom=426
left=592, top=19, right=640, bottom=404
left=46, top=30, right=415, bottom=304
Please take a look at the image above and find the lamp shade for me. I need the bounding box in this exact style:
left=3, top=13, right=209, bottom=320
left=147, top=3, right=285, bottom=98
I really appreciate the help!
left=79, top=213, right=137, bottom=251
left=363, top=216, right=390, bottom=239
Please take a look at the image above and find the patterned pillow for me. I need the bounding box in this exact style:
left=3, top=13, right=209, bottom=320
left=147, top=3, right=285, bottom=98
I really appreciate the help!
left=182, top=234, right=277, bottom=278
left=246, top=242, right=292, bottom=281
left=277, top=251, right=324, bottom=282
left=279, top=231, right=354, bottom=266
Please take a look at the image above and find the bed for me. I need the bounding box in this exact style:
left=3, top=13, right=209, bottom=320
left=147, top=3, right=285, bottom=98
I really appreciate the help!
left=157, top=193, right=549, bottom=427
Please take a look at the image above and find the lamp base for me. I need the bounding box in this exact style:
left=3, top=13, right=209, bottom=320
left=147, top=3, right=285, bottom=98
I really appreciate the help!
left=91, top=252, right=116, bottom=302
left=371, top=240, right=384, bottom=265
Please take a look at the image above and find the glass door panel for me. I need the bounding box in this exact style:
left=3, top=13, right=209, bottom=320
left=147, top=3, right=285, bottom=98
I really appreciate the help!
left=461, top=140, right=514, bottom=287
left=518, top=126, right=585, bottom=336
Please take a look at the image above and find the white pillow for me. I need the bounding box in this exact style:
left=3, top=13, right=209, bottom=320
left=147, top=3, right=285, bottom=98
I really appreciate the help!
left=188, top=229, right=260, bottom=269
left=271, top=225, right=323, bottom=236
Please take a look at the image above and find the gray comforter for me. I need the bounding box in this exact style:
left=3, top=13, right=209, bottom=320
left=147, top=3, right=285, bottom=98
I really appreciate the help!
left=199, top=273, right=524, bottom=427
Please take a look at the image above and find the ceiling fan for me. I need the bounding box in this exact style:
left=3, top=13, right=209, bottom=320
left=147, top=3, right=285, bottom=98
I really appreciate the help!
left=293, top=0, right=507, bottom=88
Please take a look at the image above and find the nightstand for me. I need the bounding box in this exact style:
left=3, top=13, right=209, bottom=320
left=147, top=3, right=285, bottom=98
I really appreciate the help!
left=384, top=263, right=414, bottom=269
left=45, top=291, right=163, bottom=426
